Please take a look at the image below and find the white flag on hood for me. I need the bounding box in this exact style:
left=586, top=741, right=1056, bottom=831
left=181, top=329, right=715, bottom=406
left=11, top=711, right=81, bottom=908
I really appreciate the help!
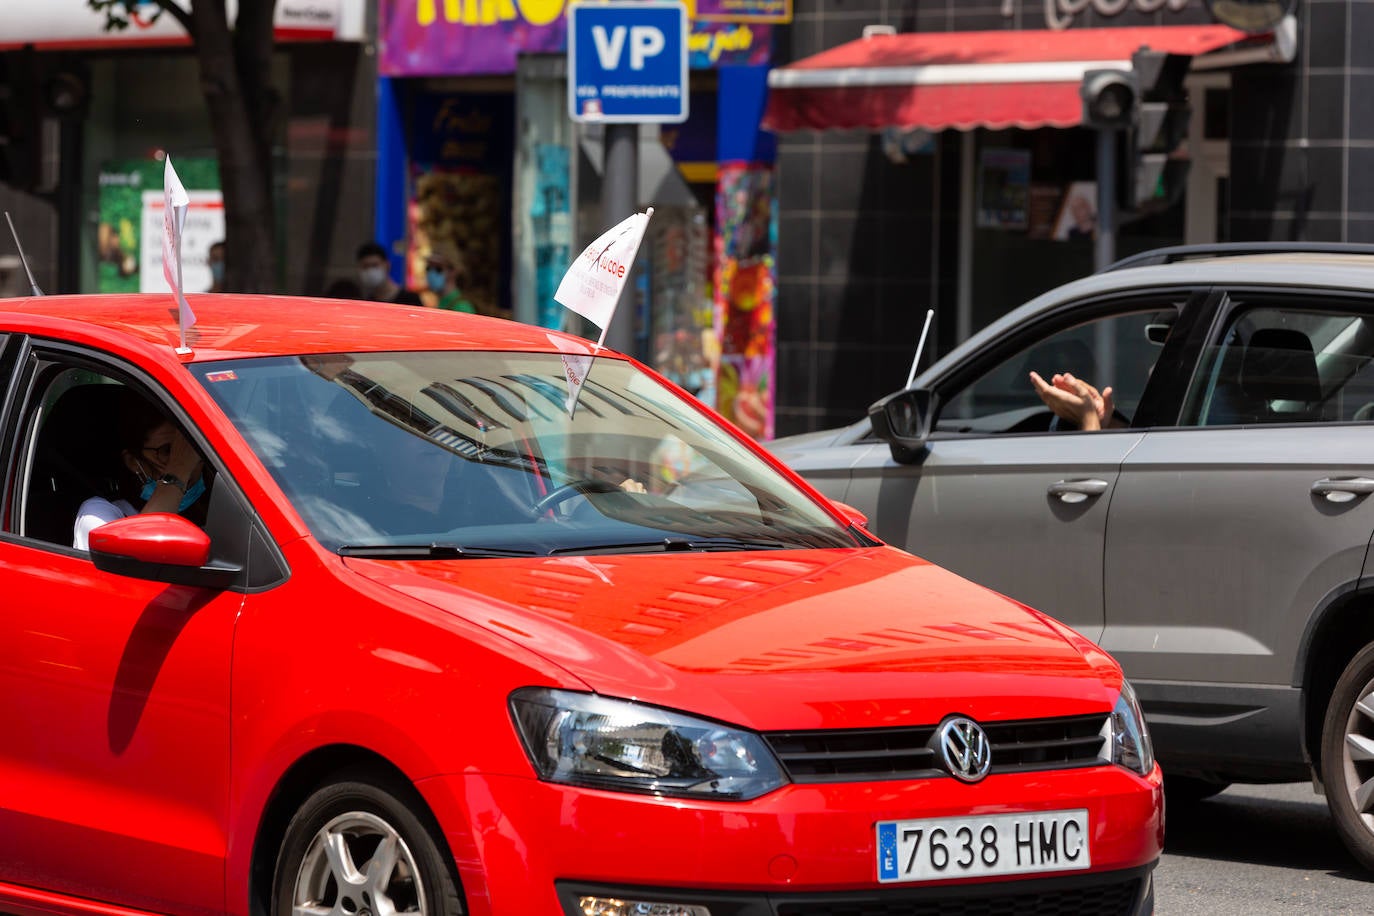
left=162, top=156, right=197, bottom=352
left=554, top=207, right=653, bottom=337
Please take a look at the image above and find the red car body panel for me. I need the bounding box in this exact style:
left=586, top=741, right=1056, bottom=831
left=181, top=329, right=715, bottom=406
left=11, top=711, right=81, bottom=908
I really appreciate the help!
left=0, top=296, right=1162, bottom=916
left=416, top=767, right=1164, bottom=915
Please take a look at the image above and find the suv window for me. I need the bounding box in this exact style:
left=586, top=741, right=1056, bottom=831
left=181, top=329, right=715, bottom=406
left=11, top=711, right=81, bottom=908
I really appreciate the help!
left=1181, top=304, right=1374, bottom=426
left=938, top=308, right=1174, bottom=434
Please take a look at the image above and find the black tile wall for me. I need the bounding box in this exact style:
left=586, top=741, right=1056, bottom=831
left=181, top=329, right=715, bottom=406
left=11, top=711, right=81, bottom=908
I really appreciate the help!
left=777, top=143, right=817, bottom=210
left=1353, top=3, right=1374, bottom=69
left=1307, top=1, right=1349, bottom=70
left=1350, top=74, right=1374, bottom=141
left=1306, top=73, right=1347, bottom=141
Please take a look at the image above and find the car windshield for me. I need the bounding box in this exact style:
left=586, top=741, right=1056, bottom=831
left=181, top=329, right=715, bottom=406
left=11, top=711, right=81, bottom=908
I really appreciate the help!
left=193, top=351, right=859, bottom=555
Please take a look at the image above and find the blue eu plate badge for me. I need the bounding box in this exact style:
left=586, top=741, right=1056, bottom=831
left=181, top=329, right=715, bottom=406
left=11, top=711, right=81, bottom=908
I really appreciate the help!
left=877, top=822, right=898, bottom=881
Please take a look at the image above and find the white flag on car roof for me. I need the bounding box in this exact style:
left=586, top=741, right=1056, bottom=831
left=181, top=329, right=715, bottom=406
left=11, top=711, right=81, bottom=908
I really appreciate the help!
left=554, top=207, right=653, bottom=339
left=162, top=156, right=197, bottom=353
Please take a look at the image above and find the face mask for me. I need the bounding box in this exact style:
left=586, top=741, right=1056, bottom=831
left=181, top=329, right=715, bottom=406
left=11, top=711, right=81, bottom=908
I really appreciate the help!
left=359, top=266, right=386, bottom=290
left=426, top=267, right=447, bottom=293
left=140, top=475, right=207, bottom=512
left=210, top=262, right=225, bottom=284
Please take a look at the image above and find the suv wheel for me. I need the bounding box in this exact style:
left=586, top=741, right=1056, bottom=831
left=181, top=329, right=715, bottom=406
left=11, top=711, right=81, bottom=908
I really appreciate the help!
left=1321, top=643, right=1374, bottom=869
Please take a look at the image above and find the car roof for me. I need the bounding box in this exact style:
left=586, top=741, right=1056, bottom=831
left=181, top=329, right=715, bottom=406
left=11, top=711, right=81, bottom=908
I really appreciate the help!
left=0, top=293, right=592, bottom=362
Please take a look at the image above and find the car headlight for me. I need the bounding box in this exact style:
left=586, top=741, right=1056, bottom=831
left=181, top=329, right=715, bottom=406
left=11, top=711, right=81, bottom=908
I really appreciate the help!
left=1099, top=679, right=1155, bottom=775
left=509, top=688, right=788, bottom=800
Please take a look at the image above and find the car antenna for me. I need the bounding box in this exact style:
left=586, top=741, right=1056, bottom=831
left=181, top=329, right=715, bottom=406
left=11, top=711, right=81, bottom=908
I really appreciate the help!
left=905, top=308, right=935, bottom=389
left=4, top=211, right=44, bottom=296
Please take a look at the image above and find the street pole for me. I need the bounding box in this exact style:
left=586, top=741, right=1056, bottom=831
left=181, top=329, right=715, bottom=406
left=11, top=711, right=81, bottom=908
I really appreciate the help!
left=1095, top=127, right=1116, bottom=273
left=601, top=123, right=638, bottom=356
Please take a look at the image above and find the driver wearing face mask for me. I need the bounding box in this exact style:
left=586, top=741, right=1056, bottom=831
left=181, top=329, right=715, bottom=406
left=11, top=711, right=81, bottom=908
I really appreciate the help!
left=73, top=389, right=213, bottom=551
left=355, top=241, right=423, bottom=307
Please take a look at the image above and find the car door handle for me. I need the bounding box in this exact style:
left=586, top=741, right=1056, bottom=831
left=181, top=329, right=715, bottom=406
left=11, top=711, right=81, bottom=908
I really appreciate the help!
left=1047, top=479, right=1110, bottom=503
left=1311, top=477, right=1374, bottom=503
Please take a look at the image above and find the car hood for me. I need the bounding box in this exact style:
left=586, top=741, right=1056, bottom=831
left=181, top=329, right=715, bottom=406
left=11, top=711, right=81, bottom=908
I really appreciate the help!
left=345, top=547, right=1120, bottom=731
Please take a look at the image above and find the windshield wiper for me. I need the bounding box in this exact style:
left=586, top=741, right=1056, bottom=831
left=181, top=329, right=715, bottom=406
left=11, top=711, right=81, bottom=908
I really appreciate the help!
left=549, top=536, right=791, bottom=556
left=338, top=543, right=537, bottom=559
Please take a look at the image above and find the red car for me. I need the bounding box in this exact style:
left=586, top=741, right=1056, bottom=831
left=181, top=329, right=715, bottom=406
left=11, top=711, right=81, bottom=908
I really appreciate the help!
left=0, top=295, right=1162, bottom=916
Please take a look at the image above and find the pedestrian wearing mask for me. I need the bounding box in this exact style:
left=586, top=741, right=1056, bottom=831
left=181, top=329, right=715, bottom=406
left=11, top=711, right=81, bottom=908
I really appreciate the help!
left=425, top=241, right=476, bottom=314
left=207, top=241, right=225, bottom=293
left=356, top=241, right=423, bottom=307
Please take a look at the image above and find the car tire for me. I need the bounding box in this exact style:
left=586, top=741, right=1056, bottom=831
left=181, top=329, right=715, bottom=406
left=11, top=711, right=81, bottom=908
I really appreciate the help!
left=273, top=776, right=465, bottom=916
left=1321, top=642, right=1374, bottom=871
left=1163, top=774, right=1230, bottom=805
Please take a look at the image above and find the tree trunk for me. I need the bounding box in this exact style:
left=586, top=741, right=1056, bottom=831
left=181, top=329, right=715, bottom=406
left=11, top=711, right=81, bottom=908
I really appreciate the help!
left=189, top=0, right=280, bottom=294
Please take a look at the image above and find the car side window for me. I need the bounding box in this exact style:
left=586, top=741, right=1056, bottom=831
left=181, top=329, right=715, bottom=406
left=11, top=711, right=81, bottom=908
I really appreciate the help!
left=1181, top=303, right=1374, bottom=426
left=936, top=308, right=1175, bottom=435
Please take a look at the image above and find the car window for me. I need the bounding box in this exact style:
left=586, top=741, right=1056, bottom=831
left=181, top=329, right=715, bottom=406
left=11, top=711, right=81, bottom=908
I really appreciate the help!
left=1181, top=303, right=1374, bottom=426
left=192, top=351, right=861, bottom=555
left=937, top=308, right=1175, bottom=435
left=14, top=364, right=217, bottom=548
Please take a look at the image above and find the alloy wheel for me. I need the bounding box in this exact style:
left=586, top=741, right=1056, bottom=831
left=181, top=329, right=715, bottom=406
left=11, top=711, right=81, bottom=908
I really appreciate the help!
left=292, top=810, right=428, bottom=916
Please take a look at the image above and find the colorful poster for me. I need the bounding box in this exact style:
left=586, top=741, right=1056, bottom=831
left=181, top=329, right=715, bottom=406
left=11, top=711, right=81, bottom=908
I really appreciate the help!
left=380, top=0, right=771, bottom=76
left=407, top=92, right=515, bottom=315
left=976, top=148, right=1030, bottom=231
left=98, top=157, right=221, bottom=294
left=713, top=163, right=775, bottom=440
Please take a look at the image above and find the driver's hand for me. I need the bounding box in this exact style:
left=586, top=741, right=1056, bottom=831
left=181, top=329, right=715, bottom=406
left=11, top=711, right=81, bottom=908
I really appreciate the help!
left=1029, top=371, right=1112, bottom=431
left=619, top=478, right=646, bottom=494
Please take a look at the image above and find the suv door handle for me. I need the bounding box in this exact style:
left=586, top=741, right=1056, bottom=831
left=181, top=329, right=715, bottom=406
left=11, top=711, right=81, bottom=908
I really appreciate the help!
left=1048, top=479, right=1110, bottom=504
left=1311, top=477, right=1374, bottom=503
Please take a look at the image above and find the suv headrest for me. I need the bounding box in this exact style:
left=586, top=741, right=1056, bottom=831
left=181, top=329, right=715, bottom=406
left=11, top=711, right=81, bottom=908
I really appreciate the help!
left=1240, top=327, right=1321, bottom=404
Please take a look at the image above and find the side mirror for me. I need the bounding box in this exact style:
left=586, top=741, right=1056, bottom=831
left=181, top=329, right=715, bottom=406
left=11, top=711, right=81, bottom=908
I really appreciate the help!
left=89, top=513, right=240, bottom=589
left=830, top=500, right=869, bottom=531
left=867, top=388, right=936, bottom=463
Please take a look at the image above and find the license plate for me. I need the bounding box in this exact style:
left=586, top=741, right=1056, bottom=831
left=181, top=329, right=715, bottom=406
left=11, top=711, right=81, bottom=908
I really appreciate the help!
left=876, top=809, right=1090, bottom=883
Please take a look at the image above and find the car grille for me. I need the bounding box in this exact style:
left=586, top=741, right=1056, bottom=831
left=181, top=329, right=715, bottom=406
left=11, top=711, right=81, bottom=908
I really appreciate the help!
left=773, top=877, right=1142, bottom=916
left=763, top=714, right=1107, bottom=782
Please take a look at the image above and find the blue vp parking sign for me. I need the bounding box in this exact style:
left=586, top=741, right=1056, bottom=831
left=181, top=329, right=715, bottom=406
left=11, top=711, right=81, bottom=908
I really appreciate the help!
left=568, top=2, right=689, bottom=124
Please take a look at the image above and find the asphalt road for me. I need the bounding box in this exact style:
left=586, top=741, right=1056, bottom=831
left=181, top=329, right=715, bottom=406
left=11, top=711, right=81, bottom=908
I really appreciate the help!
left=1156, top=781, right=1373, bottom=914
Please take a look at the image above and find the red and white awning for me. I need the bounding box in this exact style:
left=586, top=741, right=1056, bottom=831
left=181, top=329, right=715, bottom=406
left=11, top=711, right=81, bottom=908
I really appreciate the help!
left=763, top=24, right=1261, bottom=133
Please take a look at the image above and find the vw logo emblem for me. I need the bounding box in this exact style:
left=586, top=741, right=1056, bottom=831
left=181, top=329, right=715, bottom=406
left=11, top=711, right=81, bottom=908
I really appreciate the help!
left=937, top=716, right=992, bottom=783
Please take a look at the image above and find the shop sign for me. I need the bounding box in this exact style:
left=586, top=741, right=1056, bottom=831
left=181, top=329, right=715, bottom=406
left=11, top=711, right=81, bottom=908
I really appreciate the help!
left=688, top=22, right=770, bottom=67
left=693, top=0, right=791, bottom=24
left=1002, top=0, right=1192, bottom=31
left=0, top=0, right=346, bottom=49
left=380, top=0, right=770, bottom=76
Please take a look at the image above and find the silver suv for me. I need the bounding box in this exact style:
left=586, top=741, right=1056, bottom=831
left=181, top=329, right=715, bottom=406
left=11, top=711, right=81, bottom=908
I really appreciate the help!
left=770, top=243, right=1374, bottom=868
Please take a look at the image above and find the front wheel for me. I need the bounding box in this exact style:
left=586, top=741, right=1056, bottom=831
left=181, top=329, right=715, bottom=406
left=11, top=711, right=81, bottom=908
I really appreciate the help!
left=273, top=777, right=464, bottom=916
left=1321, top=643, right=1374, bottom=871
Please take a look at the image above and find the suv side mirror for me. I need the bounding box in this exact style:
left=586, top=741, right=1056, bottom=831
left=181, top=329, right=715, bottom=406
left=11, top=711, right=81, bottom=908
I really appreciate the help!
left=89, top=513, right=241, bottom=589
left=868, top=388, right=936, bottom=464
